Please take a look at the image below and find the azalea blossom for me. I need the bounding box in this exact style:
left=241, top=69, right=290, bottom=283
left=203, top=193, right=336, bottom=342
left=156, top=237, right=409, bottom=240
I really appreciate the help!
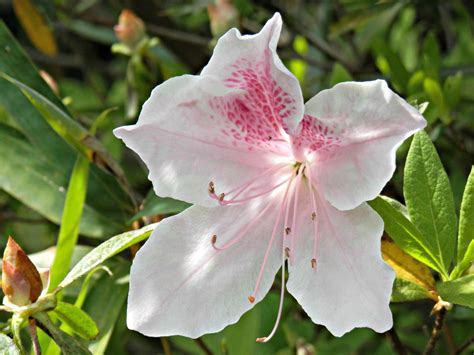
left=114, top=13, right=426, bottom=339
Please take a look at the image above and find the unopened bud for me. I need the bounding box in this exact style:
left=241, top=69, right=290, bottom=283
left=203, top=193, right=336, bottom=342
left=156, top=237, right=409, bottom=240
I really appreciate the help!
left=2, top=237, right=43, bottom=306
left=114, top=9, right=146, bottom=46
left=207, top=0, right=239, bottom=38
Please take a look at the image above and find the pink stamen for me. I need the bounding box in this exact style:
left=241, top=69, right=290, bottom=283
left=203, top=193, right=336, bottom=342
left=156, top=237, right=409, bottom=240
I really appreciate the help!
left=305, top=164, right=319, bottom=269
left=249, top=174, right=293, bottom=302
left=211, top=199, right=274, bottom=251
left=256, top=243, right=288, bottom=343
left=224, top=163, right=288, bottom=199
left=289, top=166, right=304, bottom=265
left=219, top=175, right=293, bottom=205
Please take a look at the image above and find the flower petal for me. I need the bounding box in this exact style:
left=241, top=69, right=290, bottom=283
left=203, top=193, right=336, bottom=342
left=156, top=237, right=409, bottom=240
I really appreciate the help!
left=295, top=80, right=425, bottom=210
left=127, top=198, right=283, bottom=338
left=287, top=189, right=395, bottom=336
left=202, top=12, right=304, bottom=133
left=115, top=74, right=294, bottom=206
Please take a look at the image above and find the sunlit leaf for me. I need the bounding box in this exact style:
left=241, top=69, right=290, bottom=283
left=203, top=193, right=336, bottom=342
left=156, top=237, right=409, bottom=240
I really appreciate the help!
left=52, top=302, right=99, bottom=340
left=437, top=275, right=474, bottom=309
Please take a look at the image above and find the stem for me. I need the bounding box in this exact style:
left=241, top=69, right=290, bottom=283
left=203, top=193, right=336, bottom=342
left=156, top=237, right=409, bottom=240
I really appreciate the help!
left=454, top=335, right=474, bottom=355
left=384, top=327, right=407, bottom=355
left=160, top=337, right=172, bottom=355
left=194, top=338, right=213, bottom=355
left=28, top=319, right=42, bottom=355
left=423, top=308, right=447, bottom=355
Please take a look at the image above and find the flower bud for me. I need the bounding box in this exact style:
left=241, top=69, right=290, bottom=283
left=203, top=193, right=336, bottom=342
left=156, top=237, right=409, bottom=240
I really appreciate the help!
left=2, top=237, right=42, bottom=306
left=207, top=0, right=239, bottom=38
left=114, top=9, right=146, bottom=47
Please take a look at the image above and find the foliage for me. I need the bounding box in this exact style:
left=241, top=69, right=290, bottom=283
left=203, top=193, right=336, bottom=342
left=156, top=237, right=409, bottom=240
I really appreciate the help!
left=0, top=1, right=473, bottom=354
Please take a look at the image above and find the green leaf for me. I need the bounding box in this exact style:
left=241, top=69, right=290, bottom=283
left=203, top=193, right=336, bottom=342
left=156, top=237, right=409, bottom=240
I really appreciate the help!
left=0, top=334, right=20, bottom=355
left=129, top=190, right=191, bottom=222
left=83, top=262, right=129, bottom=354
left=368, top=197, right=445, bottom=274
left=11, top=314, right=25, bottom=354
left=443, top=72, right=462, bottom=109
left=422, top=32, right=441, bottom=80
left=0, top=124, right=121, bottom=238
left=48, top=156, right=90, bottom=291
left=59, top=223, right=157, bottom=289
left=329, top=63, right=353, bottom=86
left=437, top=274, right=474, bottom=309
left=404, top=131, right=457, bottom=277
left=33, top=312, right=91, bottom=355
left=452, top=167, right=474, bottom=278
left=391, top=279, right=434, bottom=302
left=51, top=302, right=99, bottom=340
left=423, top=78, right=450, bottom=124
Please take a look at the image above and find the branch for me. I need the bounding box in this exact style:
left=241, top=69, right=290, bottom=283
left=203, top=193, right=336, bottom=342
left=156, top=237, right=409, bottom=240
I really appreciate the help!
left=384, top=327, right=408, bottom=355
left=423, top=307, right=447, bottom=355
left=28, top=319, right=42, bottom=355
left=454, top=335, right=474, bottom=355
left=194, top=338, right=214, bottom=355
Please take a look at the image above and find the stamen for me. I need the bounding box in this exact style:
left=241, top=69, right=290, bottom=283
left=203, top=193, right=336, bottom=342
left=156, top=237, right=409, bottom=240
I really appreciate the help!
left=285, top=247, right=290, bottom=258
left=248, top=295, right=255, bottom=303
left=289, top=166, right=304, bottom=264
left=218, top=193, right=225, bottom=202
left=249, top=174, right=294, bottom=302
left=256, top=242, right=287, bottom=343
left=284, top=227, right=291, bottom=235
left=211, top=199, right=274, bottom=251
left=208, top=181, right=215, bottom=194
left=305, top=164, right=320, bottom=267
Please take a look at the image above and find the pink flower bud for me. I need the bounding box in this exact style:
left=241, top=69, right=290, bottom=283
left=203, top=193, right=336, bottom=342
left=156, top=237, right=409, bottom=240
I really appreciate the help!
left=2, top=237, right=43, bottom=306
left=114, top=9, right=146, bottom=46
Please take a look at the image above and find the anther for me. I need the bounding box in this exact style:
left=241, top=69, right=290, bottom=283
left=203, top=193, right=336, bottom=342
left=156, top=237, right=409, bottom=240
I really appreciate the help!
left=311, top=212, right=316, bottom=220
left=267, top=136, right=272, bottom=140
left=211, top=234, right=217, bottom=245
left=285, top=247, right=290, bottom=258
left=311, top=258, right=317, bottom=269
left=248, top=295, right=255, bottom=303
left=284, top=227, right=291, bottom=235
left=208, top=181, right=215, bottom=194
left=218, top=193, right=225, bottom=202
left=256, top=337, right=267, bottom=343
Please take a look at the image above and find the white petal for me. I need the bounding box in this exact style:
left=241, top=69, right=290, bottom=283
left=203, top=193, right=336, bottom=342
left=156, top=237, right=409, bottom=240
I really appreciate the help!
left=297, top=80, right=426, bottom=210
left=202, top=12, right=304, bottom=133
left=287, top=189, right=395, bottom=336
left=115, top=75, right=294, bottom=206
left=127, top=198, right=284, bottom=338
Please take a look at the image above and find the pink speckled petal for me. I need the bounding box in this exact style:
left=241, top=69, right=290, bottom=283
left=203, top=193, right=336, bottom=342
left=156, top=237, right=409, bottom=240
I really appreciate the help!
left=127, top=197, right=283, bottom=338
left=287, top=186, right=395, bottom=336
left=202, top=13, right=304, bottom=134
left=114, top=75, right=293, bottom=206
left=296, top=80, right=426, bottom=210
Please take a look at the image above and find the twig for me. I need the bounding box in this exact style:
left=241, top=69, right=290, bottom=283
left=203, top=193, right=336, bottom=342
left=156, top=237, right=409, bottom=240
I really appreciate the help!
left=454, top=335, right=474, bottom=355
left=194, top=338, right=213, bottom=355
left=384, top=327, right=408, bottom=355
left=423, top=307, right=447, bottom=355
left=28, top=319, right=42, bottom=355
left=160, top=337, right=172, bottom=355
left=145, top=23, right=210, bottom=47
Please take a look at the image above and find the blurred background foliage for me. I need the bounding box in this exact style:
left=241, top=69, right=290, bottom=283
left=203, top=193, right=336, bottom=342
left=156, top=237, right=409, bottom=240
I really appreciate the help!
left=0, top=0, right=473, bottom=354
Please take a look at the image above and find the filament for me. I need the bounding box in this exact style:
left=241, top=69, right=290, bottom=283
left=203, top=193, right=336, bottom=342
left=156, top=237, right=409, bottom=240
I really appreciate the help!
left=305, top=164, right=319, bottom=269
left=289, top=165, right=304, bottom=264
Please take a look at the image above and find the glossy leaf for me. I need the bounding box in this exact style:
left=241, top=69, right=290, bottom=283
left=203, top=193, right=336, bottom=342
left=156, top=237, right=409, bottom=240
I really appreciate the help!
left=51, top=302, right=99, bottom=340
left=0, top=334, right=20, bottom=355
left=48, top=156, right=90, bottom=291
left=381, top=239, right=436, bottom=297
left=33, top=312, right=91, bottom=355
left=59, top=223, right=157, bottom=289
left=391, top=279, right=434, bottom=302
left=368, top=197, right=445, bottom=275
left=437, top=275, right=474, bottom=309
left=404, top=131, right=456, bottom=277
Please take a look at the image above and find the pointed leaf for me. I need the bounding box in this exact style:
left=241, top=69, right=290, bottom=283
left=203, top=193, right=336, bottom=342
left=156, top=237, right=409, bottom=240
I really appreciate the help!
left=404, top=131, right=456, bottom=276
left=368, top=197, right=445, bottom=275
left=456, top=167, right=474, bottom=275
left=59, top=223, right=157, bottom=289
left=391, top=279, right=435, bottom=302
left=437, top=275, right=474, bottom=309
left=51, top=302, right=99, bottom=340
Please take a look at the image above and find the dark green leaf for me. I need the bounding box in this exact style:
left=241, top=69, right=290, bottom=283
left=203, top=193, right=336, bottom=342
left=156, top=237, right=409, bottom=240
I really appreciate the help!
left=51, top=302, right=99, bottom=340
left=59, top=223, right=157, bottom=289
left=130, top=190, right=191, bottom=222
left=329, top=63, right=353, bottom=86
left=33, top=312, right=91, bottom=355
left=404, top=131, right=456, bottom=277
left=391, top=279, right=434, bottom=302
